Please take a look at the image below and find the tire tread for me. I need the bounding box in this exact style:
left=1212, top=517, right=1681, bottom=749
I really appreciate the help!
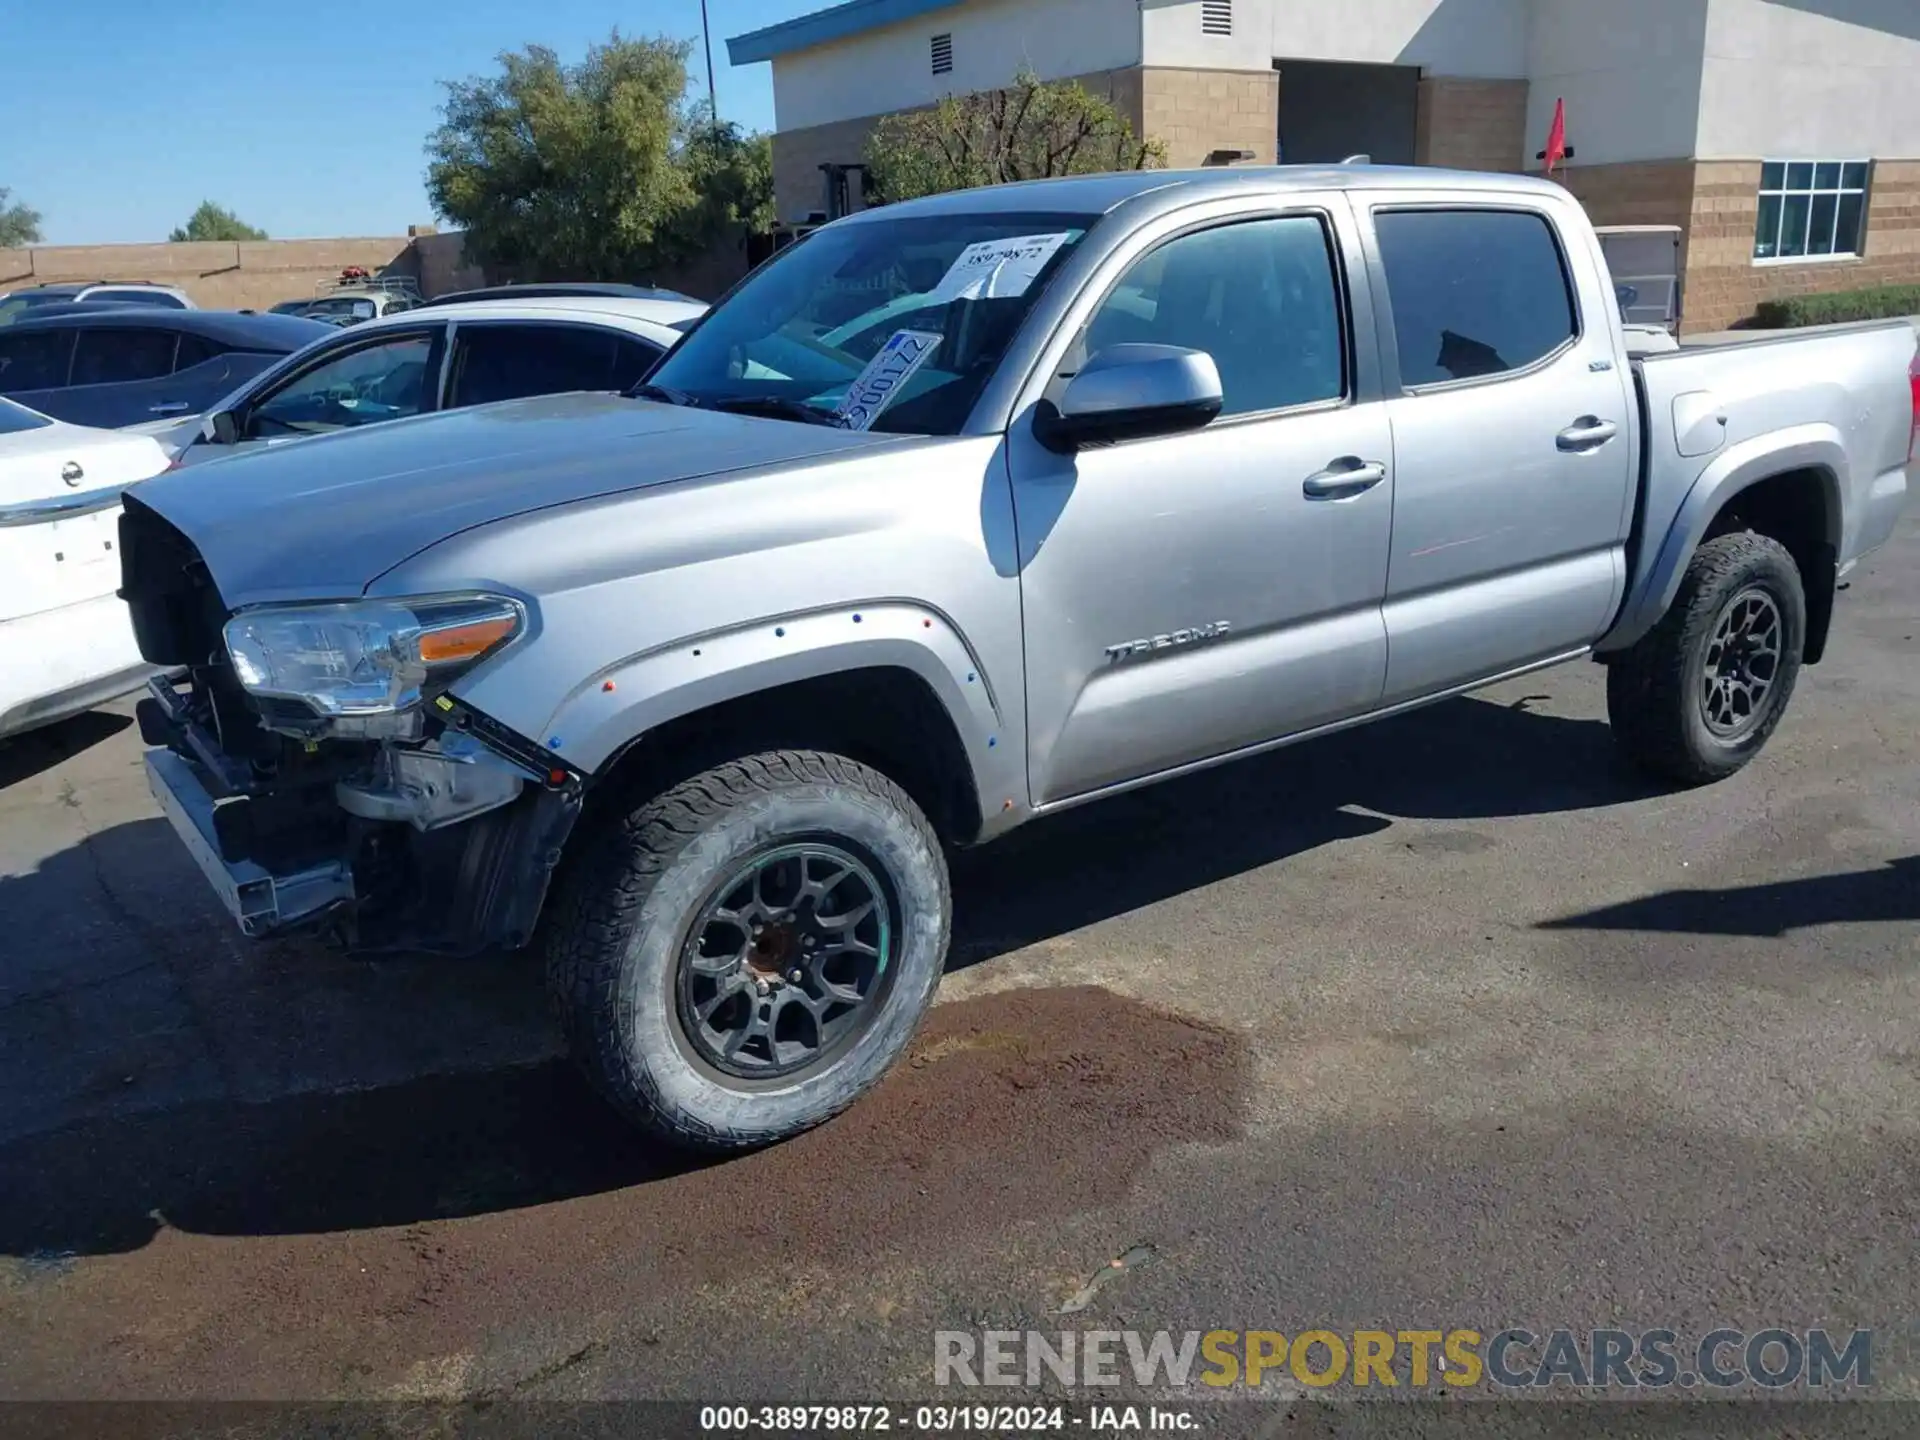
left=543, top=749, right=944, bottom=1153
left=1607, top=531, right=1804, bottom=786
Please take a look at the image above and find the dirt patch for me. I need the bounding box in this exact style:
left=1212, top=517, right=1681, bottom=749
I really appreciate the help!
left=0, top=986, right=1247, bottom=1398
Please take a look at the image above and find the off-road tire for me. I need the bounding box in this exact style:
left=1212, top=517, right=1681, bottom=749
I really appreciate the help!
left=544, top=750, right=950, bottom=1152
left=1607, top=531, right=1806, bottom=786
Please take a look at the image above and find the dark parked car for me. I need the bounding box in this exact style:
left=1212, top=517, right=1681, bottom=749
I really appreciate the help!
left=0, top=308, right=333, bottom=429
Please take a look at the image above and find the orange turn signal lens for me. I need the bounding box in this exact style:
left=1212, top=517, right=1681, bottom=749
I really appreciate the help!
left=417, top=615, right=517, bottom=665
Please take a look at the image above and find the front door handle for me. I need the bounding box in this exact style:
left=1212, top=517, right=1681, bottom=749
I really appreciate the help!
left=148, top=401, right=191, bottom=415
left=1303, top=458, right=1388, bottom=499
left=1557, top=416, right=1620, bottom=451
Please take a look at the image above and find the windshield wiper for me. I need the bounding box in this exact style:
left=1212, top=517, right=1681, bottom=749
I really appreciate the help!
left=629, top=381, right=697, bottom=406
left=704, top=395, right=845, bottom=428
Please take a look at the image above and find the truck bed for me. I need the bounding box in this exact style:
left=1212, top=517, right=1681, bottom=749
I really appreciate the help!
left=1603, top=318, right=1917, bottom=654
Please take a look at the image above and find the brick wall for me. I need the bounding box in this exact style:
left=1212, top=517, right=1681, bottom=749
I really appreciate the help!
left=410, top=231, right=487, bottom=297
left=1683, top=159, right=1920, bottom=332
left=772, top=115, right=887, bottom=221
left=1414, top=78, right=1529, bottom=173
left=1550, top=158, right=1920, bottom=333
left=1139, top=67, right=1278, bottom=171
left=0, top=237, right=417, bottom=310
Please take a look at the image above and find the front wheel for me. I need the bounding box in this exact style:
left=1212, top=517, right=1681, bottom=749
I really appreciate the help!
left=1607, top=531, right=1807, bottom=786
left=544, top=750, right=950, bottom=1152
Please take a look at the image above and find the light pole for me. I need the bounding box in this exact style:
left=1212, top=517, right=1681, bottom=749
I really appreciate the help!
left=700, top=0, right=721, bottom=135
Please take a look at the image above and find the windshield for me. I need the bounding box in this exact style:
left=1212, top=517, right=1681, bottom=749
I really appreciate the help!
left=646, top=211, right=1098, bottom=435
left=0, top=397, right=53, bottom=433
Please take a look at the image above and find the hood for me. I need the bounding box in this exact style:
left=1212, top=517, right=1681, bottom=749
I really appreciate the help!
left=125, top=391, right=904, bottom=606
left=122, top=413, right=205, bottom=455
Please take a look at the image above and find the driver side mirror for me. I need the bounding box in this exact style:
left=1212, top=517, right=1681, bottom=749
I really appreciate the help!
left=208, top=410, right=238, bottom=445
left=1033, top=344, right=1223, bottom=454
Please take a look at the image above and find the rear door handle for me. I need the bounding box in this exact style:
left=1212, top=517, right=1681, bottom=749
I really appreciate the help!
left=1557, top=417, right=1620, bottom=451
left=148, top=401, right=191, bottom=415
left=1302, top=459, right=1388, bottom=499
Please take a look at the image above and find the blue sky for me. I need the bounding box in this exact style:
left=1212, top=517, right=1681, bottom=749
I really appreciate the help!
left=2, top=0, right=822, bottom=245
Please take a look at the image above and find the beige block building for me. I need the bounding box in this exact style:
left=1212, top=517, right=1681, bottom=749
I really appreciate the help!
left=729, top=0, right=1920, bottom=333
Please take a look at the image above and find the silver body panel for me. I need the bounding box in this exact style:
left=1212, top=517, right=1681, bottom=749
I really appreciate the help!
left=123, top=165, right=1915, bottom=848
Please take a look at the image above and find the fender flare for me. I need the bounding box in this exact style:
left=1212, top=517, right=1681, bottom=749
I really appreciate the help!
left=1598, top=425, right=1844, bottom=653
left=538, top=600, right=1008, bottom=790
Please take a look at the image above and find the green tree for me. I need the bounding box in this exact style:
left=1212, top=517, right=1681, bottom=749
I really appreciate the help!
left=170, top=201, right=268, bottom=242
left=660, top=109, right=776, bottom=257
left=866, top=71, right=1165, bottom=203
left=0, top=188, right=43, bottom=248
left=425, top=32, right=773, bottom=281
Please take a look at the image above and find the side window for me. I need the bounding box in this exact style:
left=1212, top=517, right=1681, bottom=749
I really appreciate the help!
left=246, top=332, right=436, bottom=438
left=172, top=334, right=225, bottom=371
left=1374, top=209, right=1577, bottom=387
left=0, top=330, right=75, bottom=391
left=70, top=328, right=179, bottom=386
left=445, top=324, right=621, bottom=408
left=611, top=336, right=664, bottom=390
left=1079, top=216, right=1346, bottom=418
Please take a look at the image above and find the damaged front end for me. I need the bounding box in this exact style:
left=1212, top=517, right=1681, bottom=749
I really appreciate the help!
left=120, top=494, right=580, bottom=956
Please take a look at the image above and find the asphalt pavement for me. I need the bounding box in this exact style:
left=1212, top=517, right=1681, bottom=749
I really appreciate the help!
left=3, top=515, right=1919, bottom=1433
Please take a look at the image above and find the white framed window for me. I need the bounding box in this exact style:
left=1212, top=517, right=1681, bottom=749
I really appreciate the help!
left=1754, top=160, right=1871, bottom=263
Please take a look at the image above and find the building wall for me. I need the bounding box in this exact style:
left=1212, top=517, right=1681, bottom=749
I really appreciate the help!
left=1415, top=78, right=1531, bottom=171
left=1552, top=156, right=1920, bottom=334
left=1682, top=158, right=1920, bottom=332
left=1275, top=0, right=1528, bottom=76
left=1525, top=0, right=1710, bottom=167
left=770, top=66, right=1147, bottom=220
left=0, top=236, right=418, bottom=310
left=1142, top=0, right=1527, bottom=75
left=1140, top=0, right=1275, bottom=73
left=1696, top=0, right=1920, bottom=160
left=1141, top=68, right=1279, bottom=169
left=769, top=0, right=1141, bottom=132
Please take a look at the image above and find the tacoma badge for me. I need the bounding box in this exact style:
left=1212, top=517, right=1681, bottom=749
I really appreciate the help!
left=1104, top=622, right=1233, bottom=663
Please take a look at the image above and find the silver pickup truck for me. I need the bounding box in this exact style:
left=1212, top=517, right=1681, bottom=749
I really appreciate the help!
left=119, top=166, right=1918, bottom=1151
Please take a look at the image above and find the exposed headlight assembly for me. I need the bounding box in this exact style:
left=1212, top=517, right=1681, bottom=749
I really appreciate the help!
left=223, top=593, right=526, bottom=735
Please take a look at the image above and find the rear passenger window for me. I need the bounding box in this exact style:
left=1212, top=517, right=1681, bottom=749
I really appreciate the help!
left=446, top=325, right=622, bottom=407
left=1374, top=209, right=1577, bottom=387
left=71, top=328, right=179, bottom=386
left=1082, top=215, right=1345, bottom=418
left=173, top=334, right=224, bottom=370
left=0, top=330, right=74, bottom=391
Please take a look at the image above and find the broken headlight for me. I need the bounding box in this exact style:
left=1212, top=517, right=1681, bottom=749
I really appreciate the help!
left=222, top=593, right=526, bottom=728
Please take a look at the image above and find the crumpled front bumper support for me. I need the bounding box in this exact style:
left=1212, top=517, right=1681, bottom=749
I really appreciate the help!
left=145, top=746, right=356, bottom=937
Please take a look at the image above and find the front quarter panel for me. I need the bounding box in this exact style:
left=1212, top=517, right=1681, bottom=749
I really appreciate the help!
left=371, top=433, right=1031, bottom=837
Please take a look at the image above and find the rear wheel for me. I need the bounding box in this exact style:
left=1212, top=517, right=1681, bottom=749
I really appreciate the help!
left=1607, top=532, right=1806, bottom=785
left=544, top=750, right=950, bottom=1152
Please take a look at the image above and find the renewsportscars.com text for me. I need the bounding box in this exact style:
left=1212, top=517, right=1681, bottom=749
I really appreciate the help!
left=934, top=1327, right=1873, bottom=1391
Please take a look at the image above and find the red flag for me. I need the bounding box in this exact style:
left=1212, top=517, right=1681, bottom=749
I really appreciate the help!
left=1544, top=98, right=1567, bottom=177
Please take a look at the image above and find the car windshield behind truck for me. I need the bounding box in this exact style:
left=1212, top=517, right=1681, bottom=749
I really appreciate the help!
left=0, top=292, right=77, bottom=326
left=645, top=210, right=1099, bottom=435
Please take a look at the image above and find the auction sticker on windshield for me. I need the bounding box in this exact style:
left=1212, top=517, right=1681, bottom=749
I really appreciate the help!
left=835, top=329, right=944, bottom=431
left=927, top=232, right=1074, bottom=304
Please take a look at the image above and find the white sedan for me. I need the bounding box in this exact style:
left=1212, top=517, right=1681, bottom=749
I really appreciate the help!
left=0, top=398, right=173, bottom=740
